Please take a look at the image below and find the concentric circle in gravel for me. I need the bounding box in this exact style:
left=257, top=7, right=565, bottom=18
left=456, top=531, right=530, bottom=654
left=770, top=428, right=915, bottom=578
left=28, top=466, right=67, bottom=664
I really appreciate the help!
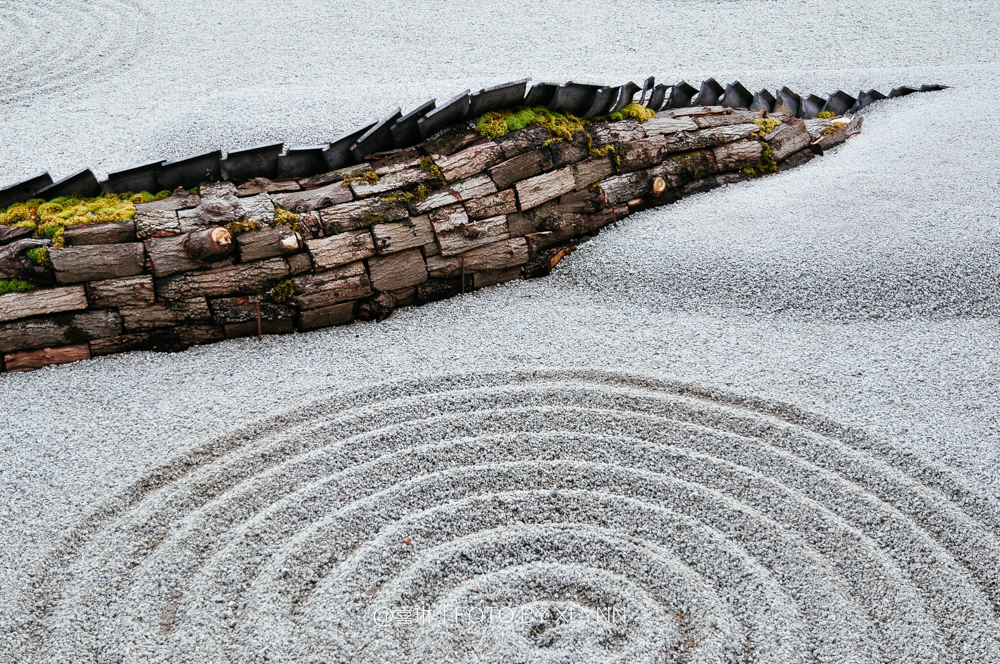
left=10, top=370, right=1000, bottom=663
left=0, top=0, right=150, bottom=101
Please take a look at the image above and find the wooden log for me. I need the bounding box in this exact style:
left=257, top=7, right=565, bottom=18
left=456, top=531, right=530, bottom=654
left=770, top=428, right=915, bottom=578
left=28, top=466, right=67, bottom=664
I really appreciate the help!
left=596, top=171, right=653, bottom=205
left=306, top=231, right=375, bottom=271
left=411, top=174, right=497, bottom=214
left=287, top=252, right=313, bottom=275
left=660, top=106, right=727, bottom=118
left=421, top=123, right=482, bottom=156
left=430, top=205, right=510, bottom=256
left=145, top=235, right=212, bottom=277
left=641, top=116, right=698, bottom=135
left=547, top=131, right=590, bottom=168
left=763, top=120, right=811, bottom=161
left=495, top=125, right=550, bottom=160
left=133, top=192, right=202, bottom=239
left=269, top=181, right=353, bottom=213
left=815, top=114, right=864, bottom=149
left=0, top=237, right=55, bottom=284
left=184, top=226, right=233, bottom=260
left=681, top=172, right=749, bottom=197
left=63, top=220, right=137, bottom=246
left=392, top=286, right=417, bottom=306
left=659, top=149, right=718, bottom=188
left=89, top=325, right=224, bottom=356
left=4, top=344, right=91, bottom=372
left=299, top=301, right=355, bottom=331
left=488, top=148, right=553, bottom=190
left=347, top=167, right=435, bottom=198
left=291, top=261, right=372, bottom=310
left=558, top=189, right=602, bottom=215
left=464, top=189, right=518, bottom=220
left=120, top=297, right=213, bottom=332
left=616, top=138, right=665, bottom=173
left=236, top=226, right=300, bottom=262
left=86, top=275, right=156, bottom=308
left=371, top=215, right=435, bottom=254
left=236, top=178, right=301, bottom=196
left=0, top=226, right=34, bottom=246
left=154, top=257, right=289, bottom=301
left=367, top=248, right=428, bottom=291
left=661, top=123, right=761, bottom=155
left=416, top=275, right=472, bottom=303
left=712, top=139, right=764, bottom=172
left=587, top=120, right=645, bottom=149
left=515, top=167, right=576, bottom=211
left=572, top=157, right=614, bottom=191
left=319, top=198, right=408, bottom=235
left=0, top=285, right=88, bottom=323
left=474, top=266, right=522, bottom=288
left=692, top=111, right=758, bottom=128
left=208, top=294, right=296, bottom=323
left=370, top=147, right=422, bottom=175
left=0, top=309, right=121, bottom=353
left=297, top=163, right=370, bottom=189
left=422, top=241, right=440, bottom=257
left=49, top=243, right=146, bottom=285
left=506, top=213, right=540, bottom=238
left=431, top=142, right=504, bottom=182
left=425, top=237, right=529, bottom=276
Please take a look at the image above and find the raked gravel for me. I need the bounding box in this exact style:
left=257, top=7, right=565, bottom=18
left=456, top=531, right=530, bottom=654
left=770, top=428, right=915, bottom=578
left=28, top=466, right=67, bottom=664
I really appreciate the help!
left=1, top=0, right=999, bottom=662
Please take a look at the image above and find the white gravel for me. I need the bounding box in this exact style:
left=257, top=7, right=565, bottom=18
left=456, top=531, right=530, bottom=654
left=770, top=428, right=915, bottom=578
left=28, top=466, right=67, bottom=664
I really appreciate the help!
left=1, top=0, right=999, bottom=662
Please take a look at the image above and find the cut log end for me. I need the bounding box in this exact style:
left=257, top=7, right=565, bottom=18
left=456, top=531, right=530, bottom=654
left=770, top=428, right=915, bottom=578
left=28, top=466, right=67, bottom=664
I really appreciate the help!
left=184, top=227, right=233, bottom=260
left=652, top=176, right=667, bottom=195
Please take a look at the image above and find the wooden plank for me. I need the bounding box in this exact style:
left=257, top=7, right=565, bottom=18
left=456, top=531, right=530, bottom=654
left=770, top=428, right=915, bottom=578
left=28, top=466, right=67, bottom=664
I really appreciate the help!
left=319, top=198, right=408, bottom=235
left=269, top=181, right=353, bottom=213
left=292, top=261, right=372, bottom=310
left=306, top=231, right=375, bottom=271
left=0, top=309, right=122, bottom=353
left=348, top=167, right=434, bottom=198
left=86, top=275, right=156, bottom=308
left=425, top=237, right=529, bottom=276
left=120, top=297, right=212, bottom=332
left=430, top=206, right=510, bottom=257
left=572, top=157, right=614, bottom=191
left=0, top=285, right=88, bottom=323
left=514, top=167, right=575, bottom=210
left=431, top=142, right=504, bottom=182
left=464, top=189, right=518, bottom=220
left=299, top=301, right=355, bottom=331
left=154, top=257, right=289, bottom=301
left=488, top=148, right=553, bottom=191
left=4, top=344, right=90, bottom=372
left=411, top=174, right=497, bottom=214
left=371, top=216, right=435, bottom=254
left=236, top=226, right=301, bottom=262
left=367, top=248, right=428, bottom=291
left=49, top=243, right=146, bottom=284
left=63, top=220, right=136, bottom=246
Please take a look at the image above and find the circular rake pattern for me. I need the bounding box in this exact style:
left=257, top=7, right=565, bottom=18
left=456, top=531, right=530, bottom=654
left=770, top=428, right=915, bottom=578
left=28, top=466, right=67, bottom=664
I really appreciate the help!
left=9, top=370, right=1000, bottom=663
left=0, top=0, right=150, bottom=101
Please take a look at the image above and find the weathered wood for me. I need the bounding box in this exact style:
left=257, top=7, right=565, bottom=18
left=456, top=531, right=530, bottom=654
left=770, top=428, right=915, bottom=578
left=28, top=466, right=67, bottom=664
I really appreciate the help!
left=292, top=261, right=372, bottom=310
left=641, top=116, right=699, bottom=135
left=49, top=243, right=146, bottom=284
left=299, top=301, right=355, bottom=331
left=0, top=225, right=34, bottom=246
left=184, top=226, right=233, bottom=260
left=4, top=344, right=90, bottom=372
left=496, top=125, right=551, bottom=160
left=63, top=220, right=136, bottom=246
left=297, top=211, right=323, bottom=239
left=815, top=114, right=864, bottom=149
left=430, top=205, right=510, bottom=256
left=661, top=106, right=726, bottom=118
left=661, top=123, right=761, bottom=155
left=225, top=318, right=294, bottom=338
left=155, top=257, right=289, bottom=301
left=0, top=285, right=88, bottom=323
left=547, top=131, right=590, bottom=168
left=0, top=237, right=55, bottom=284
left=515, top=167, right=576, bottom=211
left=712, top=139, right=764, bottom=172
left=573, top=157, right=615, bottom=191
left=287, top=252, right=313, bottom=275
left=372, top=216, right=435, bottom=254
left=120, top=297, right=213, bottom=332
left=616, top=138, right=665, bottom=173
left=393, top=286, right=417, bottom=306
left=411, top=174, right=497, bottom=214
left=431, top=142, right=504, bottom=182
left=236, top=226, right=300, bottom=262
left=764, top=120, right=811, bottom=161
left=319, top=198, right=408, bottom=235
left=208, top=294, right=296, bottom=323
left=297, top=163, right=370, bottom=189
left=369, top=147, right=422, bottom=174
left=474, top=266, right=522, bottom=288
left=416, top=275, right=472, bottom=303
left=367, top=248, right=428, bottom=291
left=0, top=309, right=121, bottom=353
left=269, top=181, right=353, bottom=213
left=89, top=325, right=224, bottom=356
left=425, top=237, right=529, bottom=276
left=422, top=123, right=481, bottom=156
left=146, top=235, right=211, bottom=277
left=236, top=178, right=301, bottom=196
left=558, top=189, right=603, bottom=215
left=86, top=275, right=156, bottom=308
left=488, top=148, right=553, bottom=190
left=134, top=192, right=202, bottom=238
left=659, top=149, right=718, bottom=188
left=464, top=189, right=518, bottom=220
left=692, top=111, right=758, bottom=128
left=348, top=167, right=435, bottom=198
left=587, top=120, right=645, bottom=149
left=598, top=171, right=653, bottom=205
left=506, top=212, right=540, bottom=238
left=306, top=231, right=375, bottom=271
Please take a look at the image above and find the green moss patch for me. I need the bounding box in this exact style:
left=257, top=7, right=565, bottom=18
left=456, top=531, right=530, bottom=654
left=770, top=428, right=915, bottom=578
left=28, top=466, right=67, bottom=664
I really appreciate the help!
left=822, top=121, right=848, bottom=137
left=270, top=279, right=295, bottom=304
left=273, top=207, right=301, bottom=233
left=0, top=279, right=37, bottom=295
left=476, top=106, right=588, bottom=142
left=815, top=110, right=835, bottom=119
left=226, top=219, right=263, bottom=235
left=342, top=171, right=379, bottom=186
left=755, top=118, right=782, bottom=134
left=606, top=103, right=656, bottom=122
left=26, top=246, right=52, bottom=267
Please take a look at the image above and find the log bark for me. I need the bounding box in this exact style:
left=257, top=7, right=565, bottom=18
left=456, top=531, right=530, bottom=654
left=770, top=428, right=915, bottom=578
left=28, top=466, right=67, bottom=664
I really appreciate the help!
left=641, top=116, right=699, bottom=135
left=425, top=237, right=529, bottom=276
left=464, top=189, right=518, bottom=220
left=692, top=111, right=759, bottom=128
left=291, top=261, right=372, bottom=310
left=208, top=294, right=296, bottom=324
left=319, top=198, right=408, bottom=235
left=572, top=157, right=614, bottom=191
left=598, top=171, right=653, bottom=205
left=306, top=231, right=375, bottom=271
left=119, top=297, right=213, bottom=332
left=0, top=237, right=55, bottom=284
left=815, top=114, right=864, bottom=149
left=299, top=302, right=355, bottom=331
left=297, top=163, right=371, bottom=189
left=763, top=120, right=811, bottom=162
left=0, top=309, right=122, bottom=353
left=49, top=243, right=146, bottom=285
left=370, top=147, right=422, bottom=174
left=184, top=226, right=233, bottom=260
left=86, top=275, right=156, bottom=308
left=367, top=248, right=428, bottom=291
left=495, top=125, right=550, bottom=160
left=661, top=123, right=760, bottom=155
left=515, top=167, right=576, bottom=211
left=371, top=216, right=435, bottom=254
left=154, top=257, right=289, bottom=301
left=488, top=148, right=553, bottom=191
left=0, top=226, right=34, bottom=246
left=431, top=142, right=504, bottom=182
left=4, top=344, right=90, bottom=372
left=236, top=178, right=302, bottom=196
left=430, top=205, right=509, bottom=256
left=269, top=181, right=353, bottom=213
left=587, top=120, right=645, bottom=149
left=287, top=252, right=314, bottom=275
left=347, top=167, right=435, bottom=198
left=236, top=226, right=300, bottom=262
left=63, top=220, right=136, bottom=246
left=145, top=235, right=212, bottom=277
left=133, top=192, right=202, bottom=239
left=89, top=325, right=223, bottom=356
left=0, top=285, right=88, bottom=323
left=411, top=174, right=498, bottom=214
left=712, top=139, right=764, bottom=172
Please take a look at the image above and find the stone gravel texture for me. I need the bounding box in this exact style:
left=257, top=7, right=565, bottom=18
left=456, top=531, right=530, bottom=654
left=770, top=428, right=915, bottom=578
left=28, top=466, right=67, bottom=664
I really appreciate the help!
left=1, top=0, right=999, bottom=662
